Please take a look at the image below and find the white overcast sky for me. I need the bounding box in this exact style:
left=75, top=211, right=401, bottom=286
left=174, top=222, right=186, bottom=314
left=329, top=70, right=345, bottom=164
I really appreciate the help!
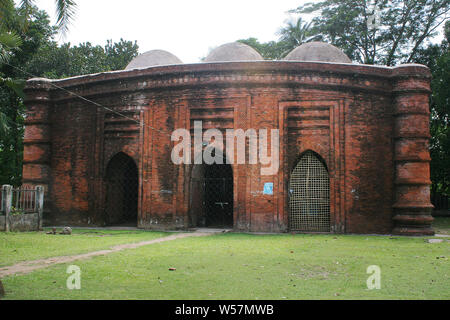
left=32, top=0, right=445, bottom=64
left=34, top=0, right=312, bottom=63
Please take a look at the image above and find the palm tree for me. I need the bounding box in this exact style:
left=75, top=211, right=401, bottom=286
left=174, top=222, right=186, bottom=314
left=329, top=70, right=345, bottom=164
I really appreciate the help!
left=0, top=0, right=77, bottom=133
left=16, top=0, right=77, bottom=34
left=0, top=0, right=77, bottom=61
left=277, top=17, right=320, bottom=57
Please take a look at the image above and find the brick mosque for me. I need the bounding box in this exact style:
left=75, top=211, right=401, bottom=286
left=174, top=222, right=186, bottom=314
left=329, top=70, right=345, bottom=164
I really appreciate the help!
left=23, top=41, right=435, bottom=235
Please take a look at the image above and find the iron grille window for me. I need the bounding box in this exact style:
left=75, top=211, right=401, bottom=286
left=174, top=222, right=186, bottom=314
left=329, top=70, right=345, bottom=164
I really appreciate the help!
left=289, top=151, right=330, bottom=232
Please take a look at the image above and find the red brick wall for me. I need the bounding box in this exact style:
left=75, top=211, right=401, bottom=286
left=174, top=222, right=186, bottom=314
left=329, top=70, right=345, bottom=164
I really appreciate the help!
left=23, top=61, right=433, bottom=234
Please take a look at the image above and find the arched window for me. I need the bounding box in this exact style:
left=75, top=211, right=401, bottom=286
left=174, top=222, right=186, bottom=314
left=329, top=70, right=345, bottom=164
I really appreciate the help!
left=289, top=151, right=330, bottom=232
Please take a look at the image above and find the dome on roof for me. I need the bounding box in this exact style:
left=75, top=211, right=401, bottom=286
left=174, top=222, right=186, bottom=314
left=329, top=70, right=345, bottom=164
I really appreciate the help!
left=204, top=42, right=263, bottom=62
left=125, top=50, right=183, bottom=70
left=284, top=42, right=352, bottom=63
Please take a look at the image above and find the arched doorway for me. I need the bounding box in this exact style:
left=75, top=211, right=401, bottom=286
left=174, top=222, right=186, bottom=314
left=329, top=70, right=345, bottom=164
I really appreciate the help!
left=104, top=152, right=138, bottom=226
left=189, top=153, right=233, bottom=228
left=289, top=150, right=330, bottom=232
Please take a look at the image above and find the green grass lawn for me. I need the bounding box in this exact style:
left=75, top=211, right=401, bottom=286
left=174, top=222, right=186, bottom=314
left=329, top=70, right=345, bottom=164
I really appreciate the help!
left=2, top=228, right=449, bottom=300
left=0, top=228, right=168, bottom=267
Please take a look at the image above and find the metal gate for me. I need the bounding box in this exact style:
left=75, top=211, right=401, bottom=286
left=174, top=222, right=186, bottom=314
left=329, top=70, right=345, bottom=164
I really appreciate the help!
left=289, top=151, right=330, bottom=232
left=191, top=163, right=233, bottom=228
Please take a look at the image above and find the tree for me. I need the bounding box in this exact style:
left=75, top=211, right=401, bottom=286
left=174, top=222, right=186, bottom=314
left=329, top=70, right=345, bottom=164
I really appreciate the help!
left=16, top=0, right=77, bottom=35
left=0, top=3, right=138, bottom=186
left=237, top=38, right=287, bottom=60
left=0, top=0, right=76, bottom=82
left=25, top=39, right=139, bottom=79
left=277, top=17, right=320, bottom=56
left=414, top=21, right=450, bottom=198
left=0, top=0, right=74, bottom=145
left=0, top=0, right=76, bottom=67
left=239, top=16, right=318, bottom=60
left=293, top=0, right=450, bottom=65
left=105, top=39, right=139, bottom=71
left=0, top=6, right=55, bottom=186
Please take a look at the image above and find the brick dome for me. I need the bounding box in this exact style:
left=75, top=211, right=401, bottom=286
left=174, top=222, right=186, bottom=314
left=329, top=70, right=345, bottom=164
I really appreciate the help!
left=204, top=42, right=263, bottom=62
left=284, top=42, right=351, bottom=63
left=125, top=50, right=183, bottom=70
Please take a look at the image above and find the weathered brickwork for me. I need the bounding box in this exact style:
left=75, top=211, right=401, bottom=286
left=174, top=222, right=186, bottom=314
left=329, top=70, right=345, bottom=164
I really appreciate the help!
left=23, top=61, right=434, bottom=234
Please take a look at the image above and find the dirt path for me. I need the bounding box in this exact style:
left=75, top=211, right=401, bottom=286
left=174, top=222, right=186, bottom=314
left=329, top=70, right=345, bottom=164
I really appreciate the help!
left=0, top=232, right=212, bottom=278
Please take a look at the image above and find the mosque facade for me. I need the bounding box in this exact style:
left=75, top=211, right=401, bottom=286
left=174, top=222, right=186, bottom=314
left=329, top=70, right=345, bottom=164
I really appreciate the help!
left=22, top=42, right=434, bottom=235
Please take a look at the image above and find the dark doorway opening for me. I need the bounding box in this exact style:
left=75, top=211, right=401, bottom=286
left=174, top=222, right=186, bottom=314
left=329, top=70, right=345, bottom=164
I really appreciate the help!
left=190, top=155, right=233, bottom=228
left=104, top=152, right=138, bottom=226
left=204, top=163, right=233, bottom=227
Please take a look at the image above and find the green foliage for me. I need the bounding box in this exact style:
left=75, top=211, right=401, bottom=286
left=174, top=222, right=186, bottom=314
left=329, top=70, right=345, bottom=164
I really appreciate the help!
left=414, top=21, right=450, bottom=197
left=0, top=6, right=54, bottom=187
left=237, top=38, right=288, bottom=60
left=238, top=16, right=317, bottom=60
left=277, top=17, right=320, bottom=55
left=293, top=0, right=449, bottom=65
left=25, top=38, right=139, bottom=79
left=105, top=39, right=139, bottom=71
left=0, top=85, right=25, bottom=187
left=10, top=206, right=25, bottom=215
left=0, top=1, right=138, bottom=187
left=0, top=31, right=22, bottom=64
left=0, top=0, right=75, bottom=178
left=429, top=59, right=450, bottom=197
left=18, top=0, right=77, bottom=35
left=241, top=2, right=449, bottom=200
left=53, top=0, right=77, bottom=35
left=0, top=110, right=9, bottom=135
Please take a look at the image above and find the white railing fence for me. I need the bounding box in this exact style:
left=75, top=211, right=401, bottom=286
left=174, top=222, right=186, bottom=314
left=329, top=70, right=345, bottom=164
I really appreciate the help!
left=1, top=185, right=44, bottom=232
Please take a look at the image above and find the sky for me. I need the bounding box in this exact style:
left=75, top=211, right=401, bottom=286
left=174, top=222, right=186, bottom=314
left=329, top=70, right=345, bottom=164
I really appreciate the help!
left=34, top=0, right=312, bottom=63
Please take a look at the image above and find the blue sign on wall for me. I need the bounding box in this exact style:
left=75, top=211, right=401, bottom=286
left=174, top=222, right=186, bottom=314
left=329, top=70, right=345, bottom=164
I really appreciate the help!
left=263, top=183, right=274, bottom=195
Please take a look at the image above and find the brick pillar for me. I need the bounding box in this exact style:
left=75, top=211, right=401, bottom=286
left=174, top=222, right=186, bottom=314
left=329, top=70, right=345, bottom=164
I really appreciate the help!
left=392, top=65, right=434, bottom=236
left=23, top=79, right=53, bottom=221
